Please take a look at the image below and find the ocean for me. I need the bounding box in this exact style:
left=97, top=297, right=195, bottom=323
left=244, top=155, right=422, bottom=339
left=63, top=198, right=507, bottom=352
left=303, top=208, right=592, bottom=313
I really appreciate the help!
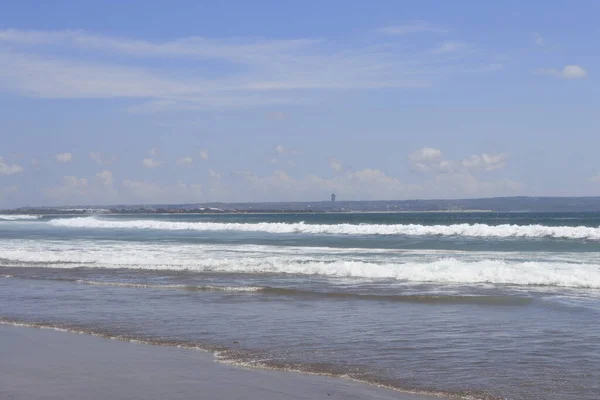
left=1, top=212, right=599, bottom=399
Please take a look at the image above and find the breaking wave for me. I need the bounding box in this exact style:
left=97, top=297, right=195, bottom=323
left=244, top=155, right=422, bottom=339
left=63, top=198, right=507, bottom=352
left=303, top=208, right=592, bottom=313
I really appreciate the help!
left=0, top=214, right=40, bottom=221
left=2, top=252, right=600, bottom=289
left=48, top=217, right=600, bottom=240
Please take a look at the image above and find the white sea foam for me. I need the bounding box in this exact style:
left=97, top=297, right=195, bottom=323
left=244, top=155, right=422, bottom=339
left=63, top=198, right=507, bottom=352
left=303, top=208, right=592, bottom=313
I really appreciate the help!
left=0, top=214, right=40, bottom=220
left=74, top=280, right=263, bottom=292
left=48, top=216, right=600, bottom=240
left=1, top=239, right=599, bottom=289
left=0, top=240, right=405, bottom=266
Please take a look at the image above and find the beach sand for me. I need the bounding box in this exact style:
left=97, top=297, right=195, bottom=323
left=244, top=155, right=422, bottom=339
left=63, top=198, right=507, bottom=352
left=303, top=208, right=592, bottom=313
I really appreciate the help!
left=0, top=324, right=441, bottom=400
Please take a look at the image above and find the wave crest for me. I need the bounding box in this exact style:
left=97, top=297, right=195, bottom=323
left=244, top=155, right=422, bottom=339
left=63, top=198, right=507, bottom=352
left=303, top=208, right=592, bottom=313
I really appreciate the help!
left=48, top=217, right=600, bottom=240
left=3, top=254, right=600, bottom=289
left=0, top=214, right=40, bottom=221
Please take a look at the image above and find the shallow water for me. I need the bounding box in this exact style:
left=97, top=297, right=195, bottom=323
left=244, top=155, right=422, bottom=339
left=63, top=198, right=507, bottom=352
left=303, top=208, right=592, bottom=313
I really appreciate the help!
left=1, top=212, right=600, bottom=399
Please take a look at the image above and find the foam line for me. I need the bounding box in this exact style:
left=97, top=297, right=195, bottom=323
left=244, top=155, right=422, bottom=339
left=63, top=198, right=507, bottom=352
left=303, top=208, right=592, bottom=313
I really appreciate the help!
left=49, top=217, right=600, bottom=240
left=0, top=215, right=40, bottom=220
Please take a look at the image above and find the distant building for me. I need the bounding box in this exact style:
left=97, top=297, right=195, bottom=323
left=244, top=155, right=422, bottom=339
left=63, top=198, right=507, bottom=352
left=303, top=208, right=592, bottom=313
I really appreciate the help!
left=331, top=193, right=336, bottom=202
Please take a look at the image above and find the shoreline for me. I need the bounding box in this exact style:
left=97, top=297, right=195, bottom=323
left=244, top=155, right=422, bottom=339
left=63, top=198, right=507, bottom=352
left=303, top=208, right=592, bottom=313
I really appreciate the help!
left=0, top=322, right=446, bottom=400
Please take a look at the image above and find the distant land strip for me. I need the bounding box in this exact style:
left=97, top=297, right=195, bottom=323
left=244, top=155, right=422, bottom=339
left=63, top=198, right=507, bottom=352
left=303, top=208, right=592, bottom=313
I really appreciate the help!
left=3, top=197, right=600, bottom=214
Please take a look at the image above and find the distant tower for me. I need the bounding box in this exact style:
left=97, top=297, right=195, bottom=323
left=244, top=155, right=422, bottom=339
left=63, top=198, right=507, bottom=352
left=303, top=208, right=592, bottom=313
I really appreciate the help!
left=331, top=193, right=336, bottom=202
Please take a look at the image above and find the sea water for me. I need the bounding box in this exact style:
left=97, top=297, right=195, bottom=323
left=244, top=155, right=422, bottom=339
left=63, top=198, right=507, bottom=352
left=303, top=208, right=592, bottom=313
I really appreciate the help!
left=1, top=212, right=599, bottom=399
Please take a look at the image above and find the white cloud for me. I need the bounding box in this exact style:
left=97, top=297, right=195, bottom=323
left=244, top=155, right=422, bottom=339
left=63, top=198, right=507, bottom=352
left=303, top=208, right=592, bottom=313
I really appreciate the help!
left=43, top=176, right=90, bottom=205
left=200, top=150, right=209, bottom=160
left=89, top=152, right=116, bottom=165
left=480, top=153, right=507, bottom=170
left=64, top=176, right=87, bottom=187
left=0, top=51, right=194, bottom=100
left=142, top=158, right=162, bottom=168
left=36, top=158, right=519, bottom=206
left=409, top=147, right=442, bottom=162
left=55, top=152, right=72, bottom=163
left=214, top=166, right=519, bottom=202
left=176, top=157, right=193, bottom=165
left=275, top=144, right=285, bottom=154
left=329, top=159, right=342, bottom=172
left=0, top=29, right=318, bottom=62
left=0, top=28, right=501, bottom=112
left=461, top=153, right=506, bottom=171
left=378, top=21, right=448, bottom=35
left=533, top=65, right=587, bottom=79
left=532, top=32, right=544, bottom=46
left=432, top=41, right=467, bottom=54
left=42, top=173, right=204, bottom=206
left=410, top=148, right=507, bottom=174
left=562, top=65, right=587, bottom=79
left=461, top=154, right=481, bottom=169
left=0, top=157, right=23, bottom=176
left=0, top=32, right=427, bottom=100
left=96, top=170, right=113, bottom=187
left=148, top=148, right=159, bottom=157
left=41, top=172, right=206, bottom=206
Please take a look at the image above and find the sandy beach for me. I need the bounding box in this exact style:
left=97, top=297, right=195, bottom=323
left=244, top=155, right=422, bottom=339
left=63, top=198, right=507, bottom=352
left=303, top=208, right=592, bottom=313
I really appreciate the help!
left=0, top=324, right=441, bottom=400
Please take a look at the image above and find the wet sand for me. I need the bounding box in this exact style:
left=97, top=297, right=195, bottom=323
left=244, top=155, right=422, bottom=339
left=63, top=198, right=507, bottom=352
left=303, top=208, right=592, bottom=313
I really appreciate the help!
left=0, top=325, right=441, bottom=400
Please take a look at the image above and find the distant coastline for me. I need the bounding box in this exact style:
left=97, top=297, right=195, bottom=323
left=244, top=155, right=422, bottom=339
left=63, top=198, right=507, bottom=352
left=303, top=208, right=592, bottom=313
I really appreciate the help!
left=3, top=196, right=600, bottom=214
left=1, top=209, right=496, bottom=216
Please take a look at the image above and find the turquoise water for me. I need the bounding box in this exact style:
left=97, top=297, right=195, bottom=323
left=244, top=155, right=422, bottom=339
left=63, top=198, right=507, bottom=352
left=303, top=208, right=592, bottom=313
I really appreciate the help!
left=1, top=212, right=600, bottom=399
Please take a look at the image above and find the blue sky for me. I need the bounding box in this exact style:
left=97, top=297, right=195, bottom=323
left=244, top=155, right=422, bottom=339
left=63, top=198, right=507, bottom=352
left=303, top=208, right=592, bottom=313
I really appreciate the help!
left=1, top=0, right=599, bottom=207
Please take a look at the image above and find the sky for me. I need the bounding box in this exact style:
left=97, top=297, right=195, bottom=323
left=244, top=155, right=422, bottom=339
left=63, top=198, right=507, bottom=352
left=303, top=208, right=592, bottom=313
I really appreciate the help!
left=1, top=0, right=599, bottom=207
